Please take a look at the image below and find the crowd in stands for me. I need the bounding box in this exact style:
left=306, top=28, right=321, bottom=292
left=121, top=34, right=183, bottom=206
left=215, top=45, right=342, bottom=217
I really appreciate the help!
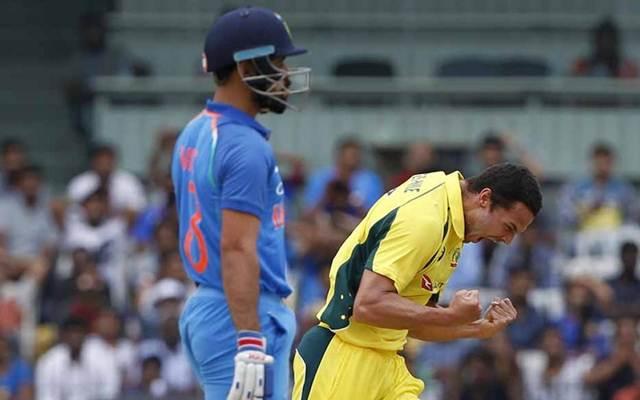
left=2, top=120, right=640, bottom=400
left=1, top=7, right=638, bottom=400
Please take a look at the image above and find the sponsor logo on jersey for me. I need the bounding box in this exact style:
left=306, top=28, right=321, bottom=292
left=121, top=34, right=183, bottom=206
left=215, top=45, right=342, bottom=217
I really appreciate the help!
left=421, top=274, right=433, bottom=291
left=451, top=247, right=461, bottom=268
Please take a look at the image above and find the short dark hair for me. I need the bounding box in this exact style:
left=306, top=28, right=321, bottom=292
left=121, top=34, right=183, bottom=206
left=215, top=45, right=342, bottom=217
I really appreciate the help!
left=592, top=142, right=614, bottom=158
left=594, top=18, right=618, bottom=40
left=1, top=139, right=24, bottom=155
left=142, top=355, right=162, bottom=369
left=89, top=144, right=116, bottom=160
left=508, top=267, right=533, bottom=280
left=480, top=133, right=505, bottom=151
left=213, top=64, right=237, bottom=86
left=621, top=241, right=638, bottom=255
left=14, top=165, right=42, bottom=182
left=467, top=162, right=542, bottom=216
left=61, top=316, right=88, bottom=332
left=335, top=137, right=362, bottom=153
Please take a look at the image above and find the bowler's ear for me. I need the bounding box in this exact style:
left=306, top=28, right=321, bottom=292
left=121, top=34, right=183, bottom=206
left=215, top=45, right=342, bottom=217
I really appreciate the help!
left=478, top=188, right=493, bottom=208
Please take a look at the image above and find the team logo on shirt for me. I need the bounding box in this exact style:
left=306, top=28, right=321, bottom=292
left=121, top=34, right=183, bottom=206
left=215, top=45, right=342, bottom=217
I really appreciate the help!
left=272, top=203, right=285, bottom=229
left=421, top=274, right=433, bottom=291
left=451, top=248, right=461, bottom=268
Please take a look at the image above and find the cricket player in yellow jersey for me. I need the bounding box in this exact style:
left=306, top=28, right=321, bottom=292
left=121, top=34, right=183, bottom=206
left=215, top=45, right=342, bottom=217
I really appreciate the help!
left=292, top=163, right=543, bottom=400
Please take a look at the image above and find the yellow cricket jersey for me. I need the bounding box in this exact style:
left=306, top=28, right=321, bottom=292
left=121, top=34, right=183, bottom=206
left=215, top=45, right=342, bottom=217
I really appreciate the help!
left=316, top=171, right=466, bottom=351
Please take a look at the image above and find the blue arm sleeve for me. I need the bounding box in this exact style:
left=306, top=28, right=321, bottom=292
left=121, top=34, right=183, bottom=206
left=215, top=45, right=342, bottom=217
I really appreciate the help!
left=218, top=139, right=270, bottom=218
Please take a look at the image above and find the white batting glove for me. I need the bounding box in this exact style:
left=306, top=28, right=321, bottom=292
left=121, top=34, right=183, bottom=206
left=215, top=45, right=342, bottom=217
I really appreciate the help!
left=227, top=330, right=274, bottom=400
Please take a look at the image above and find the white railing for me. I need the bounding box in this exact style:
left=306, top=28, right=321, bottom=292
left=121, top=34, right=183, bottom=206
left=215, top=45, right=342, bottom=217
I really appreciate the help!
left=112, top=0, right=640, bottom=30
left=92, top=76, right=640, bottom=98
left=92, top=76, right=640, bottom=178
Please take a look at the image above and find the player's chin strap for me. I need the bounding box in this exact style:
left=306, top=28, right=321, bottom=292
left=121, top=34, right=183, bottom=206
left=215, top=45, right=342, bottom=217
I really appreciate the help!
left=234, top=46, right=311, bottom=114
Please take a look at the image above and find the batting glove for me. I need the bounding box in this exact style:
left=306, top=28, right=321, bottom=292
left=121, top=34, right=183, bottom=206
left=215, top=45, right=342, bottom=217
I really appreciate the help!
left=227, top=330, right=274, bottom=400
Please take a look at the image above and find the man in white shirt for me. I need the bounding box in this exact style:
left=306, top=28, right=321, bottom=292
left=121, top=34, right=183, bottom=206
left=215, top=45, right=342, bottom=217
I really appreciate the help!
left=84, top=309, right=137, bottom=389
left=0, top=166, right=57, bottom=260
left=137, top=316, right=195, bottom=395
left=35, top=317, right=120, bottom=400
left=520, top=326, right=595, bottom=400
left=0, top=139, right=27, bottom=196
left=67, top=144, right=146, bottom=224
left=64, top=187, right=128, bottom=310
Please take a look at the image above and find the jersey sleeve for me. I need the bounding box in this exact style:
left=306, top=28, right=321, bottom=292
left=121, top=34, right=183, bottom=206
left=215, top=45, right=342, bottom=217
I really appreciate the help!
left=218, top=137, right=271, bottom=218
left=366, top=210, right=442, bottom=293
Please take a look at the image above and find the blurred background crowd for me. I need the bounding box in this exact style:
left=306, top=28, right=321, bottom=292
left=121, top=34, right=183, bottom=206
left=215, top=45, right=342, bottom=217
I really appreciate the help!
left=4, top=0, right=640, bottom=399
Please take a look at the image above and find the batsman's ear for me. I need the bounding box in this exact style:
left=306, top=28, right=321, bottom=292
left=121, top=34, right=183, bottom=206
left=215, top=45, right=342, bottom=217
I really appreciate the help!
left=236, top=60, right=257, bottom=78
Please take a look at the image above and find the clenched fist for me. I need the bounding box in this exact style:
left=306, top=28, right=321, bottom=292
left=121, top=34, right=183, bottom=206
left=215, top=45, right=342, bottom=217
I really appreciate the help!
left=476, top=298, right=518, bottom=339
left=447, top=290, right=482, bottom=324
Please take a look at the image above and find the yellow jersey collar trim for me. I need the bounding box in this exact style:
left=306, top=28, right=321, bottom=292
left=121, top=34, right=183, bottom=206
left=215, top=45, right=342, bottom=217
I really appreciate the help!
left=444, top=171, right=465, bottom=239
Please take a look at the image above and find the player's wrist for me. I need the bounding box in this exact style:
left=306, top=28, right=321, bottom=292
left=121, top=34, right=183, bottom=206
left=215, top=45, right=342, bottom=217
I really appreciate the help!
left=423, top=305, right=458, bottom=326
left=472, top=319, right=492, bottom=339
left=237, top=330, right=266, bottom=352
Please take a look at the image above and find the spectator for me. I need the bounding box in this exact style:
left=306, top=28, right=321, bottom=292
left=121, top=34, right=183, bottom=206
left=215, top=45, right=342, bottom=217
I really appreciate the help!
left=555, top=276, right=612, bottom=355
left=0, top=335, right=33, bottom=400
left=387, top=141, right=440, bottom=189
left=457, top=347, right=510, bottom=400
left=489, top=217, right=561, bottom=288
left=572, top=18, right=638, bottom=78
left=85, top=309, right=136, bottom=390
left=605, top=241, right=640, bottom=318
left=129, top=221, right=180, bottom=294
left=0, top=238, right=50, bottom=358
left=45, top=248, right=111, bottom=325
left=35, top=317, right=120, bottom=400
left=147, top=128, right=179, bottom=197
left=521, top=326, right=595, bottom=400
left=466, top=133, right=543, bottom=178
left=559, top=142, right=636, bottom=232
left=63, top=187, right=128, bottom=310
left=131, top=174, right=175, bottom=246
left=584, top=318, right=640, bottom=400
left=485, top=332, right=524, bottom=400
left=303, top=137, right=383, bottom=211
left=295, top=261, right=331, bottom=339
left=277, top=152, right=306, bottom=220
left=291, top=180, right=364, bottom=266
left=505, top=268, right=547, bottom=349
left=137, top=316, right=195, bottom=395
left=0, top=166, right=57, bottom=261
left=0, top=140, right=27, bottom=196
left=64, top=13, right=151, bottom=137
left=67, top=144, right=146, bottom=225
left=125, top=355, right=168, bottom=399
left=138, top=278, right=187, bottom=331
left=412, top=338, right=479, bottom=399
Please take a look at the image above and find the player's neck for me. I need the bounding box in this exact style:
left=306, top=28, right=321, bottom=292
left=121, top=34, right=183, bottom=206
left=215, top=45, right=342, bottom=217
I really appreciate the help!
left=213, top=87, right=260, bottom=117
left=460, top=180, right=477, bottom=242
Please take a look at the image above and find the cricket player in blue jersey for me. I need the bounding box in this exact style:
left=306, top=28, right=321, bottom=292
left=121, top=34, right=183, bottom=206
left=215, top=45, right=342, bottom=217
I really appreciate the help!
left=172, top=7, right=310, bottom=400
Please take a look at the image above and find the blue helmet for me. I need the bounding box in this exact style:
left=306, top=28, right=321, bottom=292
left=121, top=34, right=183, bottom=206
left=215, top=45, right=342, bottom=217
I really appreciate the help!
left=202, top=7, right=310, bottom=113
left=203, top=6, right=306, bottom=72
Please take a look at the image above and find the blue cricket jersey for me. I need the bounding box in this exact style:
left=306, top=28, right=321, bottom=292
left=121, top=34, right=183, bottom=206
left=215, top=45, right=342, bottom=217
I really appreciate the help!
left=172, top=100, right=291, bottom=298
